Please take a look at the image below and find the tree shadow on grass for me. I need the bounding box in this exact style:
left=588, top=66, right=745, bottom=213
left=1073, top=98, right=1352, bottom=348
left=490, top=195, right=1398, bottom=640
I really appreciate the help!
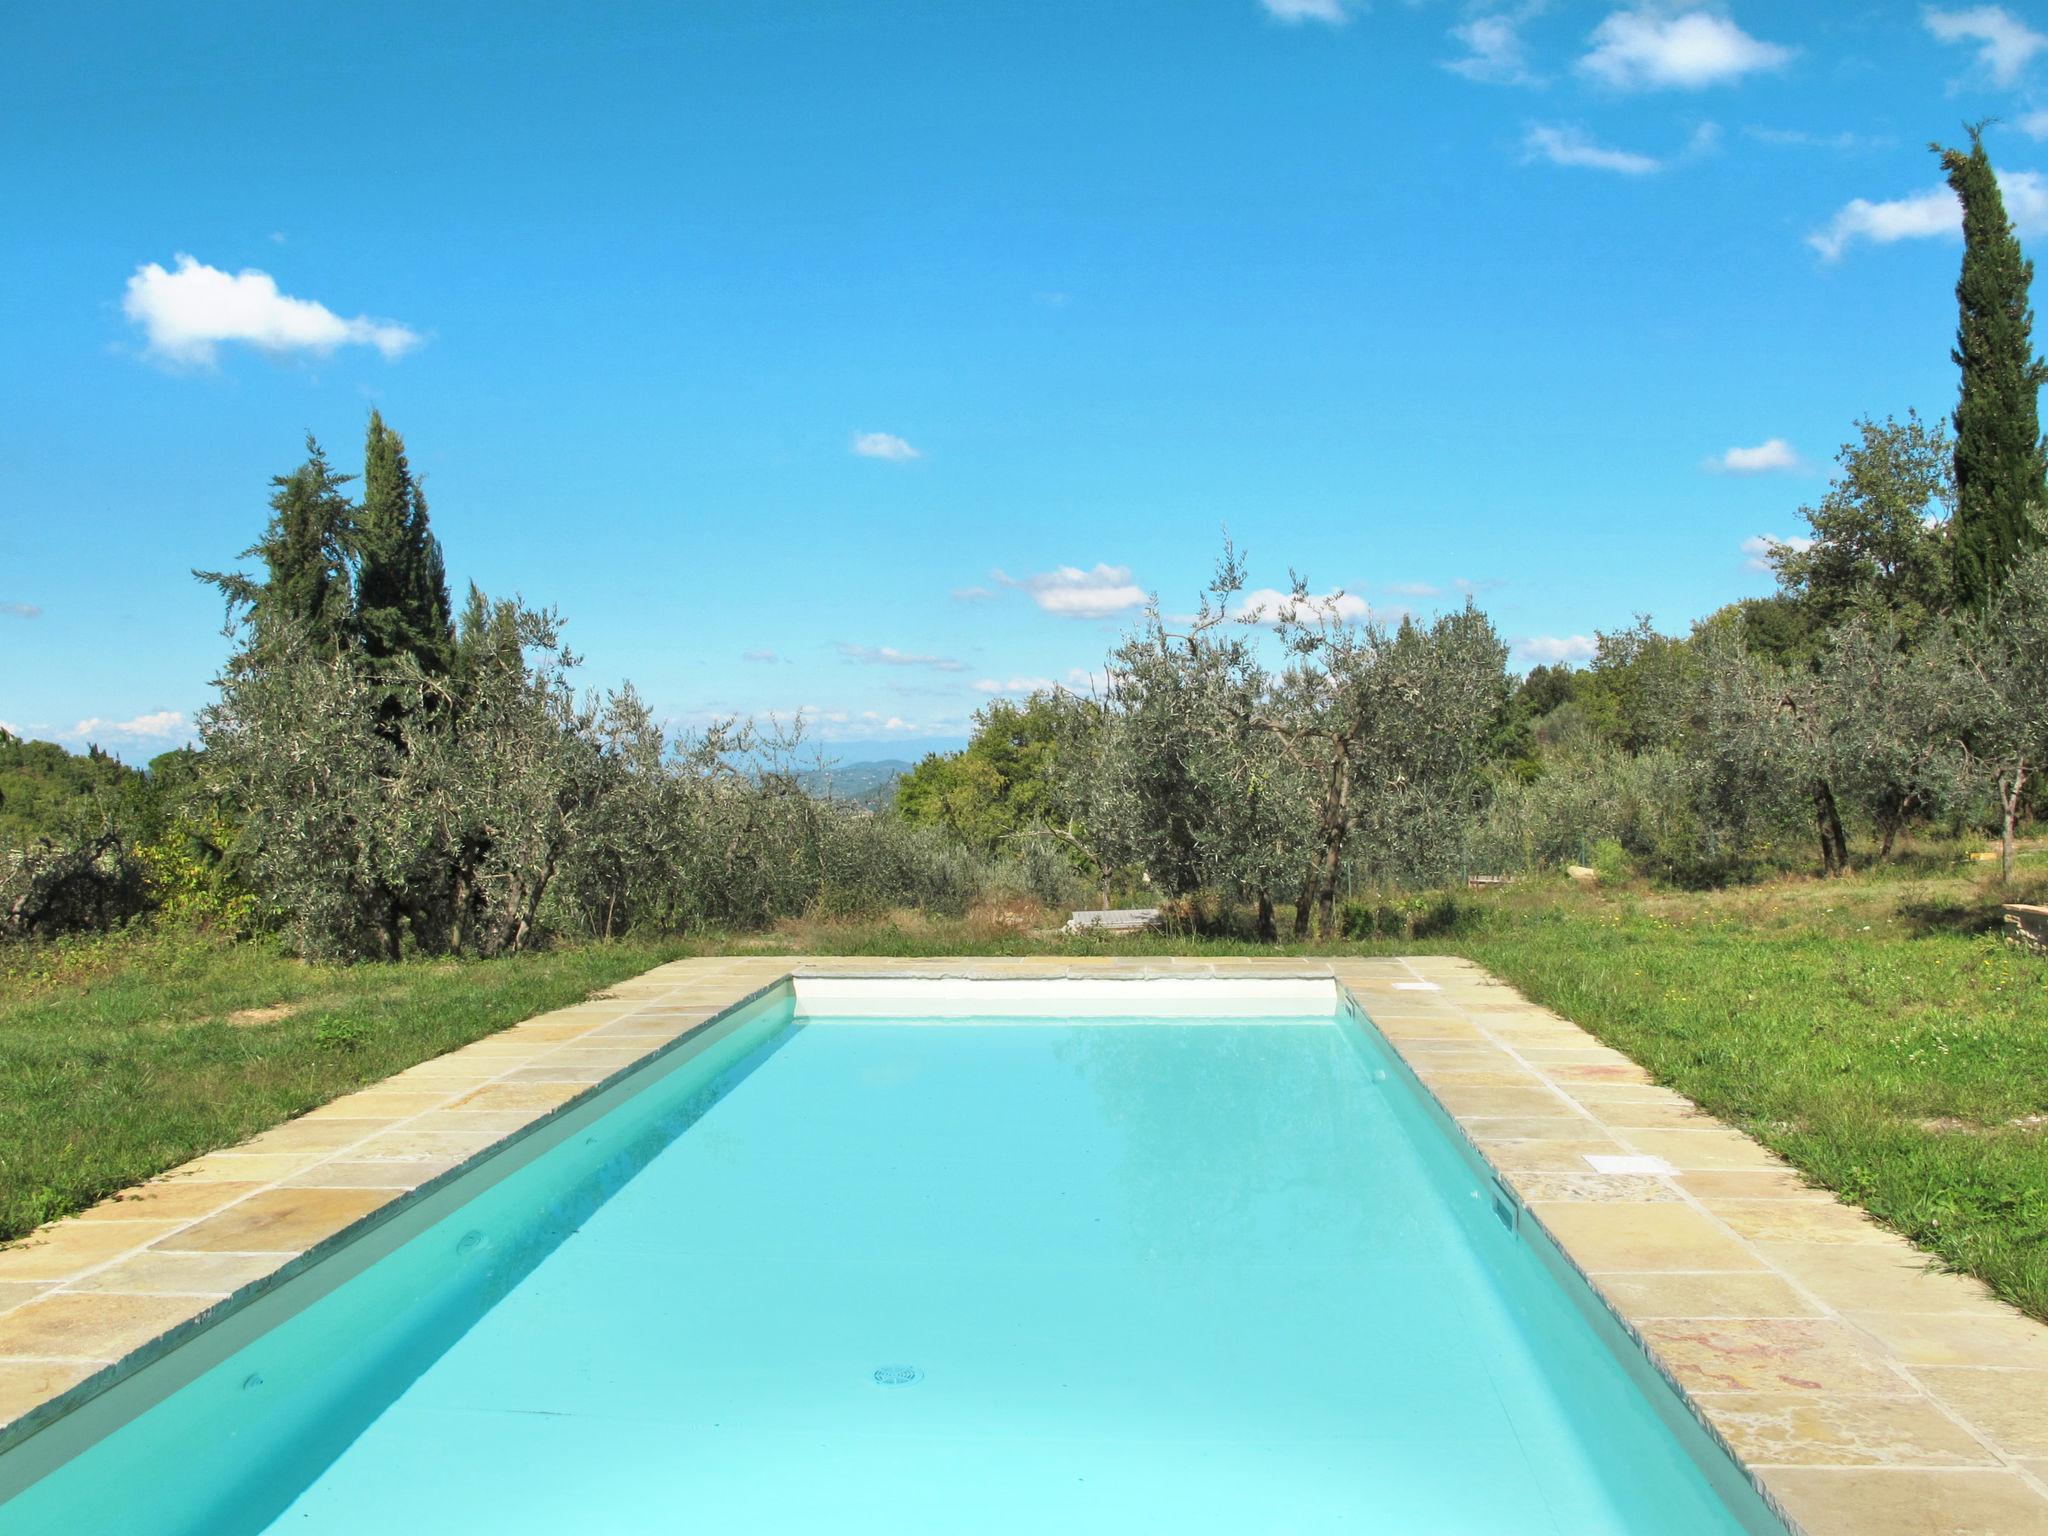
left=1896, top=896, right=2008, bottom=937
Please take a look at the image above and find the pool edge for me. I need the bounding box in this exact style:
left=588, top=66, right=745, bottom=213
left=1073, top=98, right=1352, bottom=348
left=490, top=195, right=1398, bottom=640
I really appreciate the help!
left=1, top=954, right=2043, bottom=1536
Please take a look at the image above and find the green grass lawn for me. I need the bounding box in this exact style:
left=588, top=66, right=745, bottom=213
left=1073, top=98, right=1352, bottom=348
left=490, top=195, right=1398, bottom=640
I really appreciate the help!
left=0, top=930, right=685, bottom=1241
left=4, top=865, right=2045, bottom=1325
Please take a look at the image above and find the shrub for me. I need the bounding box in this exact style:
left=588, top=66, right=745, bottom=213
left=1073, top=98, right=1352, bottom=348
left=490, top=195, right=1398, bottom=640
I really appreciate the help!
left=1589, top=836, right=1632, bottom=885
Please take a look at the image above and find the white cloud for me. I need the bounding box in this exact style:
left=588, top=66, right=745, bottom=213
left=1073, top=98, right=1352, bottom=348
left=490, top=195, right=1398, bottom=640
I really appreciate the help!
left=1807, top=169, right=2048, bottom=260
left=1709, top=437, right=1804, bottom=474
left=693, top=702, right=971, bottom=743
left=742, top=648, right=781, bottom=664
left=1065, top=664, right=1110, bottom=695
left=1446, top=15, right=1539, bottom=85
left=2021, top=109, right=2048, bottom=140
left=1744, top=125, right=1880, bottom=152
left=66, top=709, right=189, bottom=742
left=951, top=584, right=999, bottom=604
left=1260, top=0, right=1354, bottom=23
left=1522, top=122, right=1661, bottom=174
left=0, top=601, right=39, bottom=619
left=998, top=564, right=1149, bottom=620
left=1385, top=580, right=1444, bottom=598
left=1925, top=6, right=2048, bottom=88
left=122, top=254, right=420, bottom=367
left=1807, top=185, right=1962, bottom=260
left=1741, top=533, right=1815, bottom=571
left=835, top=643, right=965, bottom=672
left=974, top=676, right=1061, bottom=695
left=851, top=431, right=922, bottom=461
left=1238, top=587, right=1373, bottom=626
left=1516, top=635, right=1597, bottom=663
left=857, top=710, right=919, bottom=732
left=1579, top=9, right=1792, bottom=91
left=2003, top=169, right=2048, bottom=223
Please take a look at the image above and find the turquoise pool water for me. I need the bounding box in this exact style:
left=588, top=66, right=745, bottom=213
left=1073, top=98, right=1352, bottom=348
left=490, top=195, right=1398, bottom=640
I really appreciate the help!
left=0, top=991, right=1784, bottom=1534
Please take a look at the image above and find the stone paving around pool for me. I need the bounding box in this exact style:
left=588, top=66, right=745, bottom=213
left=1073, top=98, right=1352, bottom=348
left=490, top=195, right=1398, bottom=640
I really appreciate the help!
left=0, top=954, right=2044, bottom=1534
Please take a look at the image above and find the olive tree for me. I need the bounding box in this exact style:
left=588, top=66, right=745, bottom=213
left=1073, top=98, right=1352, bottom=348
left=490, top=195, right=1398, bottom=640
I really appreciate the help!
left=1258, top=581, right=1508, bottom=938
left=1962, top=534, right=2048, bottom=880
left=1089, top=563, right=1312, bottom=937
left=1819, top=618, right=1976, bottom=860
left=1080, top=548, right=1507, bottom=940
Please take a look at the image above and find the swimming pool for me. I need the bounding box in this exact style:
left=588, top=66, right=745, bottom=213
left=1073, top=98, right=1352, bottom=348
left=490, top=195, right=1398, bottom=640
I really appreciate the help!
left=0, top=978, right=1786, bottom=1534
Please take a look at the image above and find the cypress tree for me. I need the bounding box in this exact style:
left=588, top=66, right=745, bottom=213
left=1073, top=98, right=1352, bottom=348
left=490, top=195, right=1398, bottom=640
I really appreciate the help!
left=356, top=411, right=455, bottom=674
left=1937, top=125, right=2048, bottom=606
left=197, top=435, right=356, bottom=658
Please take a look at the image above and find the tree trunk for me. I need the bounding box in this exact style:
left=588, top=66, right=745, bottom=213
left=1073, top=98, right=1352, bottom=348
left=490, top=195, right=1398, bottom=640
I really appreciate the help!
left=1814, top=778, right=1850, bottom=877
left=1318, top=798, right=1351, bottom=946
left=1305, top=746, right=1353, bottom=940
left=1255, top=890, right=1276, bottom=944
left=2001, top=762, right=2027, bottom=884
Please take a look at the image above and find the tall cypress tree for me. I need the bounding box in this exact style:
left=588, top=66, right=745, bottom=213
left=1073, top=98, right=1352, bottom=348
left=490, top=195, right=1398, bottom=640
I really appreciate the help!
left=1937, top=125, right=2048, bottom=606
left=355, top=411, right=455, bottom=673
left=197, top=435, right=356, bottom=658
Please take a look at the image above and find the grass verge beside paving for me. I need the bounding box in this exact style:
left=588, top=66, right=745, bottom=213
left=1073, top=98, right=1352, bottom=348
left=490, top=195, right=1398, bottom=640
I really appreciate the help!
left=0, top=930, right=686, bottom=1241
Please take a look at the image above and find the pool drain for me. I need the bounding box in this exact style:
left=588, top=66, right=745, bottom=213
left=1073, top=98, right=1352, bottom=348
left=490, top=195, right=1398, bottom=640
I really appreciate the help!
left=872, top=1365, right=923, bottom=1388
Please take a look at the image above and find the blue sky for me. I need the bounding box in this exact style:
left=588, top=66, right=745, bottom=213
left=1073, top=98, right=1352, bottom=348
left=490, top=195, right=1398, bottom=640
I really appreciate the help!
left=6, top=1, right=2048, bottom=762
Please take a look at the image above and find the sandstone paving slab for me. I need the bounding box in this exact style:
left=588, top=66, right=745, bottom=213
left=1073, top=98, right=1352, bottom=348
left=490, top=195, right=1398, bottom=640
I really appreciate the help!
left=1707, top=1199, right=1901, bottom=1247
left=444, top=1081, right=589, bottom=1115
left=68, top=1181, right=265, bottom=1224
left=1913, top=1369, right=2048, bottom=1458
left=0, top=1362, right=103, bottom=1426
left=277, top=1158, right=460, bottom=1191
left=0, top=1292, right=210, bottom=1361
left=65, top=1251, right=287, bottom=1298
left=1503, top=1172, right=1682, bottom=1203
left=1636, top=1318, right=1913, bottom=1397
left=1763, top=1467, right=2048, bottom=1536
left=1427, top=1084, right=1572, bottom=1118
left=1623, top=1127, right=1794, bottom=1172
left=1846, top=1310, right=2048, bottom=1371
left=300, top=1089, right=460, bottom=1120
left=1575, top=1098, right=1725, bottom=1131
left=0, top=1222, right=187, bottom=1284
left=1543, top=1059, right=1659, bottom=1085
left=230, top=1116, right=402, bottom=1155
left=1593, top=1271, right=1825, bottom=1322
left=1755, top=1242, right=2005, bottom=1315
left=1707, top=1390, right=1998, bottom=1469
left=168, top=1150, right=331, bottom=1184
left=1680, top=1170, right=1834, bottom=1203
left=1465, top=1114, right=1607, bottom=1142
left=1400, top=1065, right=1546, bottom=1086
left=1481, top=1138, right=1634, bottom=1172
left=0, top=1284, right=52, bottom=1318
left=498, top=1062, right=628, bottom=1085
left=152, top=1188, right=397, bottom=1256
left=1532, top=1201, right=1769, bottom=1273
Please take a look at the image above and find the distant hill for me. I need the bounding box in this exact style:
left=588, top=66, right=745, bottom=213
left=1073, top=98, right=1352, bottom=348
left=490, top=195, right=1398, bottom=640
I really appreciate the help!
left=0, top=732, right=145, bottom=849
left=795, top=759, right=913, bottom=810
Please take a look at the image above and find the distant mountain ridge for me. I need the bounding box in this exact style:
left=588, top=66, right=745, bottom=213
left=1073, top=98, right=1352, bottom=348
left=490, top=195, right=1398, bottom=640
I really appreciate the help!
left=794, top=758, right=915, bottom=809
